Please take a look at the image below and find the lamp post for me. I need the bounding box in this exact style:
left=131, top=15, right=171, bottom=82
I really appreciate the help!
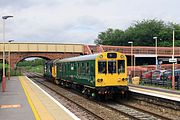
left=172, top=28, right=175, bottom=90
left=153, top=37, right=158, bottom=70
left=2, top=15, right=13, bottom=92
left=128, top=41, right=134, bottom=77
left=8, top=40, right=14, bottom=80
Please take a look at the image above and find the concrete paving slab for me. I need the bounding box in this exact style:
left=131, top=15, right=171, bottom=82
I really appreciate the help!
left=0, top=77, right=35, bottom=120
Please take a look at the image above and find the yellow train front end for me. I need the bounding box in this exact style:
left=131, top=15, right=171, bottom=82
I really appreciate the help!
left=51, top=60, right=60, bottom=85
left=95, top=52, right=128, bottom=97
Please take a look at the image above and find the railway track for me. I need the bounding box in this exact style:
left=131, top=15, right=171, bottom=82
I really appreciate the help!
left=115, top=101, right=173, bottom=120
left=25, top=72, right=128, bottom=120
left=25, top=72, right=176, bottom=120
left=33, top=79, right=104, bottom=120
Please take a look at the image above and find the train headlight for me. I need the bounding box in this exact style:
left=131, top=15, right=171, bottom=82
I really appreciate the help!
left=97, top=79, right=103, bottom=82
left=99, top=55, right=103, bottom=58
left=120, top=55, right=124, bottom=58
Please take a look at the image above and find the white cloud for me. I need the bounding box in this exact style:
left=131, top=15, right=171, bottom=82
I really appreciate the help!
left=0, top=0, right=180, bottom=44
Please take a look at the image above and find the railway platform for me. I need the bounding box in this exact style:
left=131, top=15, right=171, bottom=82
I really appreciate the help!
left=0, top=76, right=79, bottom=120
left=129, top=84, right=180, bottom=102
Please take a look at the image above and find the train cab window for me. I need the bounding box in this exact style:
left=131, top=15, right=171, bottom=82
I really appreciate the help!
left=107, top=53, right=117, bottom=58
left=50, top=65, right=53, bottom=73
left=98, top=61, right=107, bottom=74
left=118, top=60, right=125, bottom=73
left=108, top=60, right=116, bottom=74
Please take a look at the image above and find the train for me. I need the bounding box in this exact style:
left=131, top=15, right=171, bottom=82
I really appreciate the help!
left=44, top=52, right=129, bottom=99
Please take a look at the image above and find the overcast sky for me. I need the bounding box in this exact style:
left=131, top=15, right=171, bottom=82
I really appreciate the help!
left=0, top=0, right=179, bottom=44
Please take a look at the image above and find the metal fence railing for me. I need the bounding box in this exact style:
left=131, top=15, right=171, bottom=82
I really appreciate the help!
left=140, top=77, right=180, bottom=90
left=128, top=69, right=180, bottom=90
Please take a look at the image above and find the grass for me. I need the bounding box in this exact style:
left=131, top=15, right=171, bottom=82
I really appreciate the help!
left=22, top=65, right=44, bottom=74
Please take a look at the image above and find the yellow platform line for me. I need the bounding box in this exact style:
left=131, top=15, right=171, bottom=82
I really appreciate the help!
left=19, top=76, right=40, bottom=120
left=19, top=76, right=54, bottom=120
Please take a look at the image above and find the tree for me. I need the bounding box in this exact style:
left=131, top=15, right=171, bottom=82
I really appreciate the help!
left=94, top=28, right=125, bottom=45
left=17, top=58, right=46, bottom=67
left=124, top=19, right=165, bottom=46
left=94, top=19, right=180, bottom=46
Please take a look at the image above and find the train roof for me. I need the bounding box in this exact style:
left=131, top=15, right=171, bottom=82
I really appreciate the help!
left=56, top=53, right=100, bottom=63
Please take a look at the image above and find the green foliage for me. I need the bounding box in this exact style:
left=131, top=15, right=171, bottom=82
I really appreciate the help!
left=0, top=63, right=22, bottom=77
left=10, top=69, right=22, bottom=76
left=95, top=19, right=180, bottom=46
left=0, top=59, right=45, bottom=77
left=17, top=58, right=46, bottom=74
left=17, top=58, right=46, bottom=67
left=0, top=63, right=9, bottom=69
left=24, top=65, right=44, bottom=74
left=95, top=28, right=126, bottom=45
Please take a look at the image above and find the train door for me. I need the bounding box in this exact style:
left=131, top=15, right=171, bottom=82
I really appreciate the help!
left=106, top=60, right=119, bottom=85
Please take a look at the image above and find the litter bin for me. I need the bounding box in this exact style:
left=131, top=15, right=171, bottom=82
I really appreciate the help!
left=132, top=77, right=140, bottom=85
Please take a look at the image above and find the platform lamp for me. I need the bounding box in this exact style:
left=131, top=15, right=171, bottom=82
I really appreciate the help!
left=8, top=40, right=14, bottom=80
left=128, top=41, right=134, bottom=77
left=2, top=15, right=13, bottom=92
left=153, top=37, right=158, bottom=70
left=172, top=28, right=175, bottom=90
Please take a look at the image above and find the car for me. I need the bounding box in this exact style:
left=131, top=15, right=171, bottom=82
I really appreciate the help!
left=141, top=70, right=154, bottom=84
left=161, top=69, right=180, bottom=87
left=151, top=70, right=167, bottom=85
left=142, top=71, right=154, bottom=79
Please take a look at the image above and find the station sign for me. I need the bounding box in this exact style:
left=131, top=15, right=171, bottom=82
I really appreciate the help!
left=169, top=58, right=177, bottom=63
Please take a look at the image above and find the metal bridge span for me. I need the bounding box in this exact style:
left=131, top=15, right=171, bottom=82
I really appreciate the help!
left=0, top=42, right=180, bottom=68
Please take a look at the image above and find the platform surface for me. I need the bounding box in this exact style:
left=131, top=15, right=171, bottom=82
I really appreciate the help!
left=129, top=84, right=180, bottom=102
left=0, top=77, right=35, bottom=120
left=0, top=76, right=80, bottom=120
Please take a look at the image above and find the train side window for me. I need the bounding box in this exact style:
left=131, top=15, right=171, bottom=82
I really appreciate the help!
left=70, top=63, right=74, bottom=71
left=108, top=60, right=116, bottom=74
left=82, top=63, right=85, bottom=75
left=80, top=63, right=82, bottom=75
left=62, top=64, right=65, bottom=75
left=98, top=61, right=107, bottom=74
left=77, top=63, right=80, bottom=75
left=86, top=62, right=90, bottom=75
left=73, top=63, right=76, bottom=71
left=118, top=60, right=125, bottom=73
left=59, top=63, right=62, bottom=72
left=65, top=64, right=67, bottom=75
left=90, top=64, right=95, bottom=76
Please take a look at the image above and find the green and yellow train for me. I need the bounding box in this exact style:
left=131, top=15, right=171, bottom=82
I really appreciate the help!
left=44, top=52, right=128, bottom=99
